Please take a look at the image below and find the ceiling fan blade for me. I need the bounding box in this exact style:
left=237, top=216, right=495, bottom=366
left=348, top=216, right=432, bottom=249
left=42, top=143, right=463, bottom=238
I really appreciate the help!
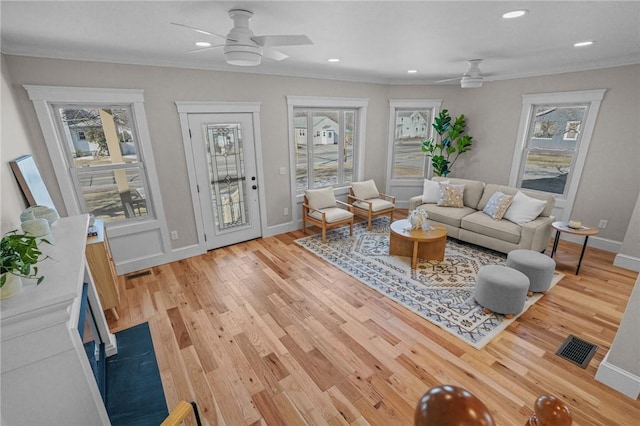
left=252, top=35, right=312, bottom=47
left=170, top=22, right=233, bottom=41
left=186, top=45, right=224, bottom=54
left=262, top=47, right=289, bottom=61
left=436, top=77, right=461, bottom=83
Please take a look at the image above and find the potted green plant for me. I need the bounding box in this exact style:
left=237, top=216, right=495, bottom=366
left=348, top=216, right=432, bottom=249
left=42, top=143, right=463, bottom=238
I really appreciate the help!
left=0, top=231, right=49, bottom=299
left=421, top=109, right=474, bottom=176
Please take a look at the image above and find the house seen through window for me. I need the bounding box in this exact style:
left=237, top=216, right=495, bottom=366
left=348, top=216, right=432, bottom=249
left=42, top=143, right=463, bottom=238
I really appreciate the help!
left=293, top=108, right=356, bottom=195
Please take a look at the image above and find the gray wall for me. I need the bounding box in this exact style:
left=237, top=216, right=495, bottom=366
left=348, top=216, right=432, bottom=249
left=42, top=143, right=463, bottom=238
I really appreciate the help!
left=1, top=58, right=34, bottom=233
left=2, top=54, right=639, bottom=253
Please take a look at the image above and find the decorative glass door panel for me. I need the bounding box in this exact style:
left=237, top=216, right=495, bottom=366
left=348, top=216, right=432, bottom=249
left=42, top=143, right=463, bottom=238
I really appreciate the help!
left=188, top=113, right=261, bottom=250
left=205, top=124, right=250, bottom=231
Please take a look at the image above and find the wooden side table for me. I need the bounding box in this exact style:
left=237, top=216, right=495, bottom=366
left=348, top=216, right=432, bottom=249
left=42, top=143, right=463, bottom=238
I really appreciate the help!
left=550, top=221, right=599, bottom=275
left=389, top=219, right=447, bottom=269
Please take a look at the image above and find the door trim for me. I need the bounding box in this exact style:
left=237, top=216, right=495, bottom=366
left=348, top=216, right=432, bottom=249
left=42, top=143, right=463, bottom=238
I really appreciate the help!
left=176, top=101, right=266, bottom=250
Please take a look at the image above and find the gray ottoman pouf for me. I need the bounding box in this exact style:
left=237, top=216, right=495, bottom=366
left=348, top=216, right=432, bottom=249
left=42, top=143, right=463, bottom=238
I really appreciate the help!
left=474, top=265, right=530, bottom=318
left=506, top=249, right=556, bottom=296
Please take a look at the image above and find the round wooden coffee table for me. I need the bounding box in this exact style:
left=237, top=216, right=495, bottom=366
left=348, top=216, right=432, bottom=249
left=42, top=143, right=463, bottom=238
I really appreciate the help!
left=389, top=219, right=447, bottom=269
left=550, top=221, right=599, bottom=275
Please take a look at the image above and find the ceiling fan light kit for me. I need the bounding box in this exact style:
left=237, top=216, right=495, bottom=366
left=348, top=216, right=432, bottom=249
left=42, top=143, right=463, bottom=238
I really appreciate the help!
left=174, top=8, right=312, bottom=67
left=460, top=77, right=483, bottom=88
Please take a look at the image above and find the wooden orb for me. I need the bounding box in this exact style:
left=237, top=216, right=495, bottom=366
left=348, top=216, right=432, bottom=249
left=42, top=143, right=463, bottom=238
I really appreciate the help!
left=529, top=395, right=572, bottom=426
left=414, top=385, right=496, bottom=426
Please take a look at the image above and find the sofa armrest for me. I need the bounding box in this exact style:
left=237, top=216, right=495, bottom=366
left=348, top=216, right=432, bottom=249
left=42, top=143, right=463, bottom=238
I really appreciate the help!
left=409, top=195, right=424, bottom=211
left=520, top=215, right=555, bottom=252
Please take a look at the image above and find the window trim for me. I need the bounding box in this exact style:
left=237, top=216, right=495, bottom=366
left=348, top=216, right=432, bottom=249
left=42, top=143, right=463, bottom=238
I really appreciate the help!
left=286, top=95, right=368, bottom=198
left=508, top=89, right=606, bottom=220
left=24, top=85, right=168, bottom=239
left=386, top=99, right=442, bottom=182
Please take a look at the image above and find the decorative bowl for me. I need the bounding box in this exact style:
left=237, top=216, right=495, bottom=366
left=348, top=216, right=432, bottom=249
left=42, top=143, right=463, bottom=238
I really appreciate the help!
left=568, top=220, right=582, bottom=229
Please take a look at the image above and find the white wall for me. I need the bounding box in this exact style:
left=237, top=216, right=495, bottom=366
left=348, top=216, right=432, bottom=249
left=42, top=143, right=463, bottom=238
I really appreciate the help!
left=3, top=55, right=639, bottom=258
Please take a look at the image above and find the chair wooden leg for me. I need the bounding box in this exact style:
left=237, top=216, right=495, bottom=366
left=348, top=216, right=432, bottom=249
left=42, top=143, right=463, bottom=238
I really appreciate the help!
left=367, top=216, right=372, bottom=231
left=302, top=216, right=307, bottom=234
left=322, top=228, right=327, bottom=243
left=349, top=220, right=353, bottom=236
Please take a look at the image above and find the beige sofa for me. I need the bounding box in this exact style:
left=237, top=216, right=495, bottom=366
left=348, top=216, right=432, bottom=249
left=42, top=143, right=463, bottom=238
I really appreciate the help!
left=409, top=177, right=555, bottom=254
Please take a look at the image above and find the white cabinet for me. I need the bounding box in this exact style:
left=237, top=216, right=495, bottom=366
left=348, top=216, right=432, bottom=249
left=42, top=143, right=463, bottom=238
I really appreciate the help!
left=1, top=215, right=117, bottom=425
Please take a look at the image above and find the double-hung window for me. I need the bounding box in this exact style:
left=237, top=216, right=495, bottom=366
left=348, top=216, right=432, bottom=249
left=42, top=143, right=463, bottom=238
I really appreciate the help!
left=25, top=86, right=162, bottom=225
left=287, top=96, right=368, bottom=196
left=54, top=105, right=151, bottom=222
left=509, top=89, right=606, bottom=219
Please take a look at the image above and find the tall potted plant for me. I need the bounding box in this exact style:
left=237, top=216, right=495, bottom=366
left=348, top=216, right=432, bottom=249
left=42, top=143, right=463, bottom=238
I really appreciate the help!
left=421, top=109, right=473, bottom=176
left=0, top=231, right=49, bottom=299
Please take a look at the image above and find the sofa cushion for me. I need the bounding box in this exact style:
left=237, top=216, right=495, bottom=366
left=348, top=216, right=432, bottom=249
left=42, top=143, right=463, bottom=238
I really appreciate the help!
left=422, top=179, right=448, bottom=203
left=437, top=183, right=465, bottom=207
left=433, top=176, right=484, bottom=209
left=351, top=179, right=380, bottom=200
left=503, top=191, right=548, bottom=225
left=417, top=204, right=477, bottom=228
left=461, top=211, right=522, bottom=244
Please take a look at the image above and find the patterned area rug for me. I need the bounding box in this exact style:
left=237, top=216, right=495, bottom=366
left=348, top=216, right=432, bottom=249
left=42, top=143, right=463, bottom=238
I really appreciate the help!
left=295, top=217, right=564, bottom=349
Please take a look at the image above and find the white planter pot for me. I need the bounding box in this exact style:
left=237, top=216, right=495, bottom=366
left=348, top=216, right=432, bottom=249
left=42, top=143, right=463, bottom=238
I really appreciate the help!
left=0, top=273, right=23, bottom=300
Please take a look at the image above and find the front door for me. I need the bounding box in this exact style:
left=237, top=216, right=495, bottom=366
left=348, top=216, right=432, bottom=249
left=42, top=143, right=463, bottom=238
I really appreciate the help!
left=188, top=113, right=261, bottom=249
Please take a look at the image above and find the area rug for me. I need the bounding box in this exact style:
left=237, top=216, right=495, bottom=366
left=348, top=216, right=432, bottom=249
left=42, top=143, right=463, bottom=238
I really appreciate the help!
left=295, top=217, right=564, bottom=349
left=106, top=322, right=169, bottom=425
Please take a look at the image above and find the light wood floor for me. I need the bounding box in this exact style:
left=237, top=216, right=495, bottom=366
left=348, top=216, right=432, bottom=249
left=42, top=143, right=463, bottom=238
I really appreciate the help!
left=107, top=217, right=639, bottom=425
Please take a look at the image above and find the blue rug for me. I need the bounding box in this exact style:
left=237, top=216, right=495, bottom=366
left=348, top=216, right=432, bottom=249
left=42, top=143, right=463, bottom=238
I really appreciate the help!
left=106, top=322, right=168, bottom=425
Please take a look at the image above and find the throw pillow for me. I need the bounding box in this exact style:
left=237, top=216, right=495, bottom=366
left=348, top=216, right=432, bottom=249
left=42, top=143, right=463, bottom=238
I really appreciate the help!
left=482, top=190, right=514, bottom=220
left=305, top=187, right=336, bottom=210
left=437, top=183, right=465, bottom=208
left=351, top=179, right=380, bottom=200
left=503, top=191, right=547, bottom=225
left=422, top=179, right=449, bottom=204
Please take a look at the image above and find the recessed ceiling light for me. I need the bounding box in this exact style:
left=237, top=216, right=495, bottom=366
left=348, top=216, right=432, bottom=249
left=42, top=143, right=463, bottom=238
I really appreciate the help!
left=574, top=40, right=595, bottom=47
left=328, top=58, right=340, bottom=63
left=195, top=41, right=212, bottom=47
left=502, top=10, right=528, bottom=19
left=408, top=70, right=418, bottom=74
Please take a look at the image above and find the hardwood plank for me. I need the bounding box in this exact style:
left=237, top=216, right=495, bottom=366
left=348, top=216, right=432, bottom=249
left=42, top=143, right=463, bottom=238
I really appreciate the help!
left=109, top=229, right=639, bottom=426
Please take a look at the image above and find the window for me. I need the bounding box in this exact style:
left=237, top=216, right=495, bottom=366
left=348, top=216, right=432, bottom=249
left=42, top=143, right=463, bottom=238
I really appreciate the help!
left=54, top=105, right=150, bottom=221
left=287, top=96, right=368, bottom=197
left=24, top=86, right=162, bottom=225
left=388, top=100, right=442, bottom=178
left=511, top=90, right=606, bottom=198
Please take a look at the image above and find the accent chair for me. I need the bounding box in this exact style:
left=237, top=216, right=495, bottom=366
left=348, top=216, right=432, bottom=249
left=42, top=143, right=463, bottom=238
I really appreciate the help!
left=348, top=179, right=396, bottom=231
left=303, top=187, right=354, bottom=243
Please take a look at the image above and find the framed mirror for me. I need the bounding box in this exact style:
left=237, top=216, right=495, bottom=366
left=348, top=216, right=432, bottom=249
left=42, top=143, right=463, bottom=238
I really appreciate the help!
left=9, top=154, right=56, bottom=210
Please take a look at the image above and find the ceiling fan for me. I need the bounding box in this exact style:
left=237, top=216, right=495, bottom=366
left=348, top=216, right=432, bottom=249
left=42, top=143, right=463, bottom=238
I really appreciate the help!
left=172, top=8, right=312, bottom=66
left=437, top=59, right=485, bottom=88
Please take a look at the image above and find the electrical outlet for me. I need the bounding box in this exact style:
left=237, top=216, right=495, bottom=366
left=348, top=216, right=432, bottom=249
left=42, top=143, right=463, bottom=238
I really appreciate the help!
left=598, top=219, right=608, bottom=229
left=284, top=207, right=289, bottom=216
left=170, top=230, right=179, bottom=240
left=279, top=167, right=287, bottom=175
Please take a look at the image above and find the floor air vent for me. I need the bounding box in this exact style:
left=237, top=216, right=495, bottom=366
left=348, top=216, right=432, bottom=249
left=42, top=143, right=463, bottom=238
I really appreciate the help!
left=556, top=335, right=598, bottom=368
left=125, top=270, right=152, bottom=280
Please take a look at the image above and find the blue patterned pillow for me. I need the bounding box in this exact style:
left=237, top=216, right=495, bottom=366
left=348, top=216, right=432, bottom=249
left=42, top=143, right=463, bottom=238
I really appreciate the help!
left=483, top=190, right=514, bottom=220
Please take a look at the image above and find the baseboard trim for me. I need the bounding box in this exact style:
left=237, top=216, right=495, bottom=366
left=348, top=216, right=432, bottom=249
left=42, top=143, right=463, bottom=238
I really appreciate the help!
left=614, top=254, right=640, bottom=272
left=264, top=221, right=298, bottom=237
left=595, top=351, right=640, bottom=399
left=115, top=244, right=205, bottom=275
left=558, top=233, right=621, bottom=254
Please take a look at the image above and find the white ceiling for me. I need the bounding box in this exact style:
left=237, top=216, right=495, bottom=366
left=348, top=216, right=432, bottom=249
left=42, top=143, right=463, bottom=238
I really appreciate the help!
left=2, top=1, right=639, bottom=85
